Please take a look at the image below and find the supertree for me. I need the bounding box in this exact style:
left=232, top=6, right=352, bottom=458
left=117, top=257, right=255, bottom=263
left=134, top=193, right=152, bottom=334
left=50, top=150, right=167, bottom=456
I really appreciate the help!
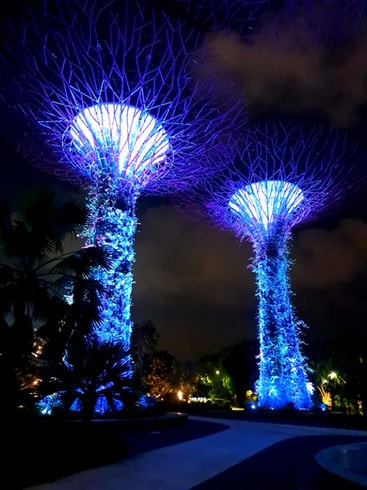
left=194, top=122, right=362, bottom=410
left=0, top=0, right=252, bottom=413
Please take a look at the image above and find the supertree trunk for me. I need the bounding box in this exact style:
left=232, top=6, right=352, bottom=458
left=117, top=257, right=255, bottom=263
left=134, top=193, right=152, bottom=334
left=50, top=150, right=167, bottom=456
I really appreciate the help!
left=0, top=1, right=249, bottom=402
left=254, top=234, right=311, bottom=409
left=190, top=122, right=363, bottom=412
left=91, top=203, right=137, bottom=349
left=67, top=102, right=172, bottom=376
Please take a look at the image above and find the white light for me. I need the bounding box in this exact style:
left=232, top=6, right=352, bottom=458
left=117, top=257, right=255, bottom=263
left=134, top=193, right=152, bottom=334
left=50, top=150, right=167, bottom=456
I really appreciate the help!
left=229, top=180, right=304, bottom=230
left=66, top=103, right=170, bottom=182
left=306, top=382, right=315, bottom=394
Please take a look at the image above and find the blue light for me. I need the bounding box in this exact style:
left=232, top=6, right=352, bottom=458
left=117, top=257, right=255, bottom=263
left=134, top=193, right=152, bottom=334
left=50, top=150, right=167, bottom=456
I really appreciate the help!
left=91, top=208, right=136, bottom=349
left=229, top=179, right=312, bottom=410
left=37, top=392, right=64, bottom=416
left=4, top=0, right=249, bottom=418
left=204, top=122, right=362, bottom=412
left=65, top=104, right=171, bottom=379
left=245, top=400, right=257, bottom=410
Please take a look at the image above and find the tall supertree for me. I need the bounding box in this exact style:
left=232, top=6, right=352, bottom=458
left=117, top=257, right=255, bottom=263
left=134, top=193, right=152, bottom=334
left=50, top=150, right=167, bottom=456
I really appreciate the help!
left=0, top=0, right=253, bottom=414
left=193, top=122, right=362, bottom=410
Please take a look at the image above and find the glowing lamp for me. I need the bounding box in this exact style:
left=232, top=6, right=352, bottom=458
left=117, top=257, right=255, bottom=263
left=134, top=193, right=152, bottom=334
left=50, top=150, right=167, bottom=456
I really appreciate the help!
left=65, top=103, right=171, bottom=187
left=229, top=180, right=304, bottom=231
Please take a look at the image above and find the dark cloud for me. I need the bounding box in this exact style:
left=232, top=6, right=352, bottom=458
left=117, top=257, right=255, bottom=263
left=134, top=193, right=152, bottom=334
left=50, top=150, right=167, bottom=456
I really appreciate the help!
left=132, top=204, right=257, bottom=360
left=196, top=5, right=367, bottom=127
left=293, top=218, right=367, bottom=289
left=131, top=206, right=367, bottom=361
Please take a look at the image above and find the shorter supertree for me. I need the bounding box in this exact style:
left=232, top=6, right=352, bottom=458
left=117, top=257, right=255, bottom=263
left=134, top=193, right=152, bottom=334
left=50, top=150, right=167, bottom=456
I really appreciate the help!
left=192, top=122, right=362, bottom=410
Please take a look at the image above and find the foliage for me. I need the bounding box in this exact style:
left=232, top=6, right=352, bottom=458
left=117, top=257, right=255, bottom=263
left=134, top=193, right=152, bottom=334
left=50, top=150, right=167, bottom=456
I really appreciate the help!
left=0, top=188, right=90, bottom=415
left=194, top=353, right=232, bottom=402
left=177, top=360, right=199, bottom=402
left=142, top=350, right=179, bottom=400
left=220, top=339, right=259, bottom=406
left=130, top=320, right=159, bottom=388
left=307, top=332, right=367, bottom=415
left=36, top=338, right=137, bottom=420
left=36, top=246, right=109, bottom=363
left=130, top=322, right=198, bottom=403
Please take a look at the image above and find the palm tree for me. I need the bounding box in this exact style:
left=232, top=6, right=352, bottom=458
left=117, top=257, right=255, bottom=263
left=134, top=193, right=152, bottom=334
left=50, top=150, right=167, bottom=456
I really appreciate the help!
left=0, top=187, right=154, bottom=419
left=0, top=187, right=104, bottom=414
left=0, top=188, right=87, bottom=334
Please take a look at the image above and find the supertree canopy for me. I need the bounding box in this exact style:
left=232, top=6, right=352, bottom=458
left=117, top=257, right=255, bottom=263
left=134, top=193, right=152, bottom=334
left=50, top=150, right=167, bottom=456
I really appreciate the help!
left=0, top=0, right=253, bottom=414
left=199, top=122, right=362, bottom=410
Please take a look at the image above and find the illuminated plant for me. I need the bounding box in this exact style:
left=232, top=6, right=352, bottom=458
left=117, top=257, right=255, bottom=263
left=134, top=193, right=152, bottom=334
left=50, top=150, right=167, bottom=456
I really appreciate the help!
left=201, top=122, right=360, bottom=410
left=1, top=0, right=247, bottom=386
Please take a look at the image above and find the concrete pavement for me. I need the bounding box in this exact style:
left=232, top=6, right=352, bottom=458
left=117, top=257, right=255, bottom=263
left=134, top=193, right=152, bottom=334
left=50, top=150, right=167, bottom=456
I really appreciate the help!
left=24, top=415, right=367, bottom=490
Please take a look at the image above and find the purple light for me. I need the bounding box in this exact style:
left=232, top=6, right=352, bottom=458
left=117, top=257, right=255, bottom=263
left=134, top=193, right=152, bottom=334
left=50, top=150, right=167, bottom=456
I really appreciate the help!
left=1, top=1, right=249, bottom=416
left=191, top=122, right=363, bottom=410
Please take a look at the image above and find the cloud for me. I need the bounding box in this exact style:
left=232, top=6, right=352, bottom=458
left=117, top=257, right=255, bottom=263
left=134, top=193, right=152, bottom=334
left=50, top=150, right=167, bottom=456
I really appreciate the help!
left=131, top=206, right=367, bottom=359
left=196, top=4, right=367, bottom=127
left=292, top=218, right=367, bottom=289
left=289, top=218, right=367, bottom=341
left=133, top=204, right=254, bottom=304
left=131, top=204, right=257, bottom=360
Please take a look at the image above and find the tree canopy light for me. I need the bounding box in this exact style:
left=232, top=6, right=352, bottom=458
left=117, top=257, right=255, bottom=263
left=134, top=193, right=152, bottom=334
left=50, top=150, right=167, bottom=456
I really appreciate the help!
left=65, top=103, right=171, bottom=188
left=229, top=181, right=304, bottom=235
left=1, top=0, right=247, bottom=415
left=198, top=122, right=362, bottom=410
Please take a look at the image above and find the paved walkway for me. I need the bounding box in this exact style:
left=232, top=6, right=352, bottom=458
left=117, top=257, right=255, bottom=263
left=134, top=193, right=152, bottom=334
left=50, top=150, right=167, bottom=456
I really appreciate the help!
left=25, top=415, right=367, bottom=490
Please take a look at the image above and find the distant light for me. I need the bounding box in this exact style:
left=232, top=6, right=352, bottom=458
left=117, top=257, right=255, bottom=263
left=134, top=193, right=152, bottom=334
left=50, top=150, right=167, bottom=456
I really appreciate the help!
left=244, top=400, right=257, bottom=410
left=65, top=103, right=170, bottom=183
left=229, top=180, right=304, bottom=230
left=177, top=390, right=183, bottom=401
left=189, top=396, right=209, bottom=403
left=306, top=382, right=315, bottom=394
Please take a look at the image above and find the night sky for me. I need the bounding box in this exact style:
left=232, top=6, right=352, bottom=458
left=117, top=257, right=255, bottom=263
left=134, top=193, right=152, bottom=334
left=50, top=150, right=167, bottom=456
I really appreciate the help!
left=1, top=0, right=367, bottom=362
left=133, top=0, right=367, bottom=361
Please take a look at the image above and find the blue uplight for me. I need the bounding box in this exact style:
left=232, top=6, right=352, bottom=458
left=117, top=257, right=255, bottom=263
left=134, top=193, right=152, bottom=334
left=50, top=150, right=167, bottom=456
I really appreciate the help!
left=2, top=0, right=249, bottom=417
left=229, top=179, right=312, bottom=410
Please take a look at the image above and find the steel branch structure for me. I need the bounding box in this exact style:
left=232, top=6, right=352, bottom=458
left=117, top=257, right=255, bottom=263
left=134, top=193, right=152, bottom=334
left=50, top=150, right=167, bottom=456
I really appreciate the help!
left=202, top=122, right=361, bottom=410
left=1, top=0, right=250, bottom=409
